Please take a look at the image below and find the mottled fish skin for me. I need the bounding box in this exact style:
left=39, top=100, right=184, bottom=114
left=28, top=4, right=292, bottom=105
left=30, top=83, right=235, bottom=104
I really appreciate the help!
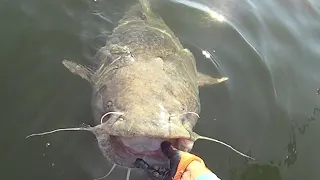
left=62, top=0, right=227, bottom=168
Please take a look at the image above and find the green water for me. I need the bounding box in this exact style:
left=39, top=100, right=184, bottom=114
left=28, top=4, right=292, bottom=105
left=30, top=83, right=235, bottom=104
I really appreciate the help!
left=1, top=0, right=320, bottom=179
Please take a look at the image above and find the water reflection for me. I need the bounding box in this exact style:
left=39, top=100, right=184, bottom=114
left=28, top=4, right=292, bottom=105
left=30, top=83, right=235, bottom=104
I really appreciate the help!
left=238, top=90, right=320, bottom=179
left=283, top=128, right=297, bottom=167
left=240, top=163, right=282, bottom=180
left=294, top=107, right=320, bottom=135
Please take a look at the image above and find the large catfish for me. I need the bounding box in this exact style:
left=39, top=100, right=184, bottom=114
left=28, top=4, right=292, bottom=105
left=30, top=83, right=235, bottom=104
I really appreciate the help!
left=28, top=0, right=253, bottom=178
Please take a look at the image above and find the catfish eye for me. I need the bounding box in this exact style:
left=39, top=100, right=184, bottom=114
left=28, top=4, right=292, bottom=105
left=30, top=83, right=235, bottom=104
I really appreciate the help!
left=106, top=101, right=113, bottom=109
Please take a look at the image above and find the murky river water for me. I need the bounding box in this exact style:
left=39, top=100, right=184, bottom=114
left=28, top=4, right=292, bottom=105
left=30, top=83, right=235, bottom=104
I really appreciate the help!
left=1, top=0, right=320, bottom=179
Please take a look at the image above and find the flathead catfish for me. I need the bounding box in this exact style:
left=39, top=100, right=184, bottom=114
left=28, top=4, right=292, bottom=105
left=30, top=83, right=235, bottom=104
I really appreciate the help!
left=28, top=0, right=254, bottom=178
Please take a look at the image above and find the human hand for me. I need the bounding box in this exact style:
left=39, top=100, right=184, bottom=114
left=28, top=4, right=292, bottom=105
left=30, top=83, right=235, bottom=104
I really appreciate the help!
left=160, top=141, right=218, bottom=180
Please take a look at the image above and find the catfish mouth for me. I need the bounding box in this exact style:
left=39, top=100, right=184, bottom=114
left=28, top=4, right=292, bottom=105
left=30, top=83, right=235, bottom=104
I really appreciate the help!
left=108, top=135, right=193, bottom=167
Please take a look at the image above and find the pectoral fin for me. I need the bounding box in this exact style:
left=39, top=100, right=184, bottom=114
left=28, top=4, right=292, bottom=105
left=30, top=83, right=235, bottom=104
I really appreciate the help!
left=62, top=60, right=93, bottom=82
left=198, top=72, right=228, bottom=87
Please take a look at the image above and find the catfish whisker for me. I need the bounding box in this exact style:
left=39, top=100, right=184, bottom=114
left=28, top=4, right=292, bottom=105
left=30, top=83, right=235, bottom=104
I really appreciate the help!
left=190, top=132, right=255, bottom=160
left=92, top=12, right=113, bottom=24
left=26, top=127, right=92, bottom=138
left=182, top=112, right=200, bottom=118
left=126, top=168, right=131, bottom=180
left=197, top=136, right=255, bottom=160
left=100, top=112, right=124, bottom=124
left=94, top=164, right=117, bottom=180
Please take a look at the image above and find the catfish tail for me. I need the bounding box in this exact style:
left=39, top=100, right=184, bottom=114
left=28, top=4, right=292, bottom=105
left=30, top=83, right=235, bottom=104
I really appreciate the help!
left=138, top=0, right=151, bottom=14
